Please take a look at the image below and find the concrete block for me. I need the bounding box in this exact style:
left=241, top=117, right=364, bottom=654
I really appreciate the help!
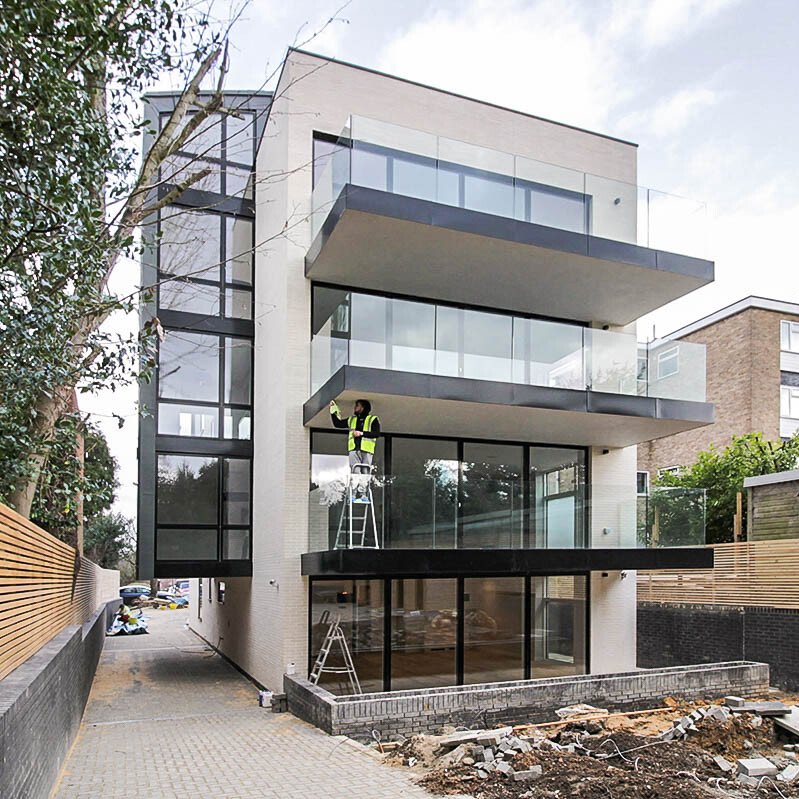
left=778, top=764, right=799, bottom=783
left=706, top=706, right=731, bottom=722
left=730, top=702, right=789, bottom=716
left=713, top=755, right=734, bottom=773
left=775, top=708, right=799, bottom=738
left=725, top=696, right=745, bottom=708
left=494, top=760, right=514, bottom=775
left=475, top=727, right=514, bottom=746
left=513, top=766, right=543, bottom=781
left=737, top=758, right=778, bottom=777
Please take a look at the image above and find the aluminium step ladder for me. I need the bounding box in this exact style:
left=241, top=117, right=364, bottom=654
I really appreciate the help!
left=334, top=466, right=380, bottom=549
left=309, top=611, right=362, bottom=695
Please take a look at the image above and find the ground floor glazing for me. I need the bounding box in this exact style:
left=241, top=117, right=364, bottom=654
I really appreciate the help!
left=309, top=575, right=587, bottom=694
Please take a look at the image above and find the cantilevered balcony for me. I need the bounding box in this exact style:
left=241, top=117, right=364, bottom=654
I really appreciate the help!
left=306, top=117, right=713, bottom=325
left=302, top=470, right=712, bottom=577
left=304, top=290, right=713, bottom=447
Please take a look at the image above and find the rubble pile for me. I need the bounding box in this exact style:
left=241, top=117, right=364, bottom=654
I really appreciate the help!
left=384, top=697, right=799, bottom=798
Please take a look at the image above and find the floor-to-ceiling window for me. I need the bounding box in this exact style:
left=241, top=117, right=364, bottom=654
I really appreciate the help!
left=309, top=574, right=588, bottom=694
left=529, top=447, right=587, bottom=549
left=310, top=432, right=586, bottom=551
left=391, top=578, right=458, bottom=691
left=531, top=575, right=587, bottom=677
left=461, top=443, right=524, bottom=548
left=309, top=579, right=384, bottom=694
left=463, top=577, right=525, bottom=684
left=389, top=438, right=458, bottom=549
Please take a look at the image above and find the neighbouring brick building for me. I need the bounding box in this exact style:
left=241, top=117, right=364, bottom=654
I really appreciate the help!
left=638, top=296, right=799, bottom=486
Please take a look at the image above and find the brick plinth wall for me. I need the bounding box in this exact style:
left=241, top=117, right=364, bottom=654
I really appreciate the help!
left=285, top=661, right=769, bottom=740
left=0, top=600, right=119, bottom=799
left=639, top=602, right=799, bottom=691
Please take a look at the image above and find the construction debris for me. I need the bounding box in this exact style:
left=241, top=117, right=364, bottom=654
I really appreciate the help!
left=379, top=694, right=799, bottom=798
left=107, top=605, right=148, bottom=635
left=737, top=757, right=779, bottom=777
left=777, top=708, right=799, bottom=737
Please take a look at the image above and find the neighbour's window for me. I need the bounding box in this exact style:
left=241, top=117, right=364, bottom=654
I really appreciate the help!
left=656, top=346, right=679, bottom=379
left=781, top=386, right=799, bottom=419
left=658, top=466, right=681, bottom=478
left=218, top=581, right=226, bottom=604
left=781, top=320, right=799, bottom=353
left=636, top=471, right=650, bottom=496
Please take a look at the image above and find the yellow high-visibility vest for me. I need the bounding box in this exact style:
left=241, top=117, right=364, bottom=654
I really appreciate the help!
left=348, top=415, right=378, bottom=454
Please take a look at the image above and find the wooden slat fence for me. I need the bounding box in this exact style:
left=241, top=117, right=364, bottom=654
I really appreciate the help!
left=0, top=502, right=120, bottom=680
left=638, top=539, right=799, bottom=610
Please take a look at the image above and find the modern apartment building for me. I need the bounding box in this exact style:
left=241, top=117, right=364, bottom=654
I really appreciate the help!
left=638, top=296, right=799, bottom=482
left=138, top=50, right=715, bottom=696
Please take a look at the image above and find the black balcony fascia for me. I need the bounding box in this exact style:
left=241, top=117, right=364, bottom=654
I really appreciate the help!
left=301, top=547, right=714, bottom=578
left=303, top=365, right=715, bottom=428
left=154, top=559, right=252, bottom=578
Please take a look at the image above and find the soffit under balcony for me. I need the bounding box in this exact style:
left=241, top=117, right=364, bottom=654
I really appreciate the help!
left=305, top=187, right=714, bottom=326
left=303, top=366, right=714, bottom=449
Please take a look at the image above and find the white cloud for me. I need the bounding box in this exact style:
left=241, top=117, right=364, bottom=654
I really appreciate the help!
left=609, top=0, right=742, bottom=49
left=618, top=86, right=720, bottom=139
left=377, top=0, right=739, bottom=133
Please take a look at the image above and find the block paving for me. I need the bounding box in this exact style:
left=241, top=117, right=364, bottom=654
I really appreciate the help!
left=52, top=611, right=428, bottom=799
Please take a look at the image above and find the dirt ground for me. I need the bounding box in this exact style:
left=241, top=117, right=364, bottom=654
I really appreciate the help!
left=385, top=694, right=799, bottom=799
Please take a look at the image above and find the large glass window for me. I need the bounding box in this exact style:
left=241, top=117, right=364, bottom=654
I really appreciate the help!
left=529, top=447, right=586, bottom=549
left=309, top=575, right=588, bottom=692
left=157, top=454, right=218, bottom=525
left=157, top=528, right=217, bottom=560
left=157, top=332, right=251, bottom=441
left=461, top=443, right=524, bottom=548
left=389, top=438, right=458, bottom=549
left=158, top=332, right=219, bottom=403
left=391, top=578, right=457, bottom=690
left=309, top=433, right=587, bottom=551
left=531, top=576, right=587, bottom=677
left=309, top=431, right=385, bottom=551
left=157, top=211, right=252, bottom=320
left=159, top=210, right=220, bottom=281
left=310, top=580, right=384, bottom=694
left=311, top=286, right=595, bottom=391
left=224, top=337, right=252, bottom=405
left=463, top=577, right=525, bottom=684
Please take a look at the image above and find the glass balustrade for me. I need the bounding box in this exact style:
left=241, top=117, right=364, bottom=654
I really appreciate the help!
left=307, top=474, right=705, bottom=552
left=309, top=289, right=707, bottom=402
left=311, top=115, right=708, bottom=260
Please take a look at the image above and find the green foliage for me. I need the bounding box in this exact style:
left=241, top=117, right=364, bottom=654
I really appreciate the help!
left=31, top=421, right=117, bottom=545
left=0, top=0, right=217, bottom=512
left=84, top=512, right=134, bottom=571
left=656, top=432, right=799, bottom=544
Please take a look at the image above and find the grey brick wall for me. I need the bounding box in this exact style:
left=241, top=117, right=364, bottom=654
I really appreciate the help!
left=285, top=660, right=769, bottom=740
left=639, top=602, right=799, bottom=691
left=0, top=600, right=118, bottom=799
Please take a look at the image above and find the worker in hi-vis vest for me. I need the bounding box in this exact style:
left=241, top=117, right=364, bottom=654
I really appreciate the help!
left=330, top=398, right=381, bottom=474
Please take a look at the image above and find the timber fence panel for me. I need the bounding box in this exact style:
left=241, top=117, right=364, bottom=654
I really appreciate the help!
left=638, top=540, right=799, bottom=609
left=0, top=502, right=120, bottom=680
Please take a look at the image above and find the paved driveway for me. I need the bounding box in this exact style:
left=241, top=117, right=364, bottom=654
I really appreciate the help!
left=53, top=611, right=430, bottom=799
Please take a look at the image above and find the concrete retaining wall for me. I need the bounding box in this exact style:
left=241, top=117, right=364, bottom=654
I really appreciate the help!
left=285, top=660, right=769, bottom=739
left=0, top=600, right=119, bottom=799
left=639, top=602, right=799, bottom=690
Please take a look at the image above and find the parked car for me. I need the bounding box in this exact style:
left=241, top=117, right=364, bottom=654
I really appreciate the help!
left=120, top=583, right=151, bottom=603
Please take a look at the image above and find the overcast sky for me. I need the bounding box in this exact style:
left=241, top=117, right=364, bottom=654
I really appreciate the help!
left=83, top=0, right=799, bottom=519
